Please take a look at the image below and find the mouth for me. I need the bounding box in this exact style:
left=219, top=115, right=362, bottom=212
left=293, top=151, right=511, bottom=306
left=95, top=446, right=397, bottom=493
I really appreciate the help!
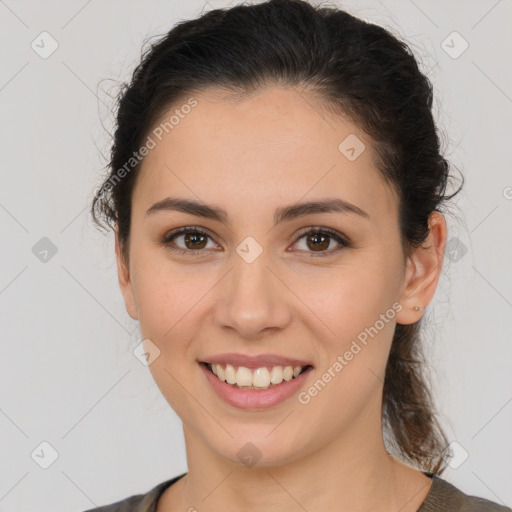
left=201, top=362, right=313, bottom=391
left=198, top=354, right=314, bottom=410
left=198, top=353, right=315, bottom=409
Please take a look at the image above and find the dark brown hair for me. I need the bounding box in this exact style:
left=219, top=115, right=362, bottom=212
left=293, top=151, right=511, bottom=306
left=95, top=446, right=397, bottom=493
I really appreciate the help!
left=91, top=0, right=463, bottom=474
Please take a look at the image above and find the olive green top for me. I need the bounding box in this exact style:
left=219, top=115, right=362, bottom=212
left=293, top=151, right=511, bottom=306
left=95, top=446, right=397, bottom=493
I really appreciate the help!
left=83, top=473, right=511, bottom=511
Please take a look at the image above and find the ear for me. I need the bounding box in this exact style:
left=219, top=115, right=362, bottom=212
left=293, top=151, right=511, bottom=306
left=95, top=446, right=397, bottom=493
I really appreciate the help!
left=115, top=227, right=139, bottom=320
left=395, top=211, right=447, bottom=325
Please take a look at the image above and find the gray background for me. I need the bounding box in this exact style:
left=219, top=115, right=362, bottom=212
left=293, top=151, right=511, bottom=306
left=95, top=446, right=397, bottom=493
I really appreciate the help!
left=1, top=0, right=511, bottom=510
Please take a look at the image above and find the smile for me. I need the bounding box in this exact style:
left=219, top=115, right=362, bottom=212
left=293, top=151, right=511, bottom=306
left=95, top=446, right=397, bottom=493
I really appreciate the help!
left=207, top=362, right=310, bottom=390
left=199, top=359, right=314, bottom=410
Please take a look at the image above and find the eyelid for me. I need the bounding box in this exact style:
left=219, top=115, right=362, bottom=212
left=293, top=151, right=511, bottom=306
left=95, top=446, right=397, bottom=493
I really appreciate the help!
left=294, top=226, right=350, bottom=245
left=289, top=226, right=351, bottom=255
left=161, top=225, right=351, bottom=256
left=161, top=226, right=219, bottom=255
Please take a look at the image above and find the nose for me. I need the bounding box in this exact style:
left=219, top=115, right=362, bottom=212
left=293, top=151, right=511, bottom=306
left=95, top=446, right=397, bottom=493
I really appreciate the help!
left=213, top=249, right=292, bottom=340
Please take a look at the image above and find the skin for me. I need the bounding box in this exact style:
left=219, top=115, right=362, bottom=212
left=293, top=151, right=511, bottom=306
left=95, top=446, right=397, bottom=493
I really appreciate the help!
left=115, top=85, right=447, bottom=512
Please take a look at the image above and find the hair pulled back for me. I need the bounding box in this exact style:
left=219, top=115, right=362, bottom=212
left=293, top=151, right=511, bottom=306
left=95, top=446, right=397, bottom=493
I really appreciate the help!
left=92, top=0, right=463, bottom=475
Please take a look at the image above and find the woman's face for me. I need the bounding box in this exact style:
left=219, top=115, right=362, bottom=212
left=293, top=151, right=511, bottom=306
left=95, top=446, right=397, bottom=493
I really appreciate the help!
left=117, top=86, right=418, bottom=467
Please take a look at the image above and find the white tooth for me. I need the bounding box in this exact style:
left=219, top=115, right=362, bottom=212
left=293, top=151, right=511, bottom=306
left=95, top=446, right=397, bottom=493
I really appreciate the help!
left=225, top=364, right=236, bottom=384
left=211, top=364, right=218, bottom=376
left=270, top=366, right=284, bottom=385
left=216, top=364, right=226, bottom=382
left=253, top=367, right=271, bottom=388
left=283, top=366, right=294, bottom=381
left=293, top=366, right=302, bottom=378
left=235, top=366, right=253, bottom=387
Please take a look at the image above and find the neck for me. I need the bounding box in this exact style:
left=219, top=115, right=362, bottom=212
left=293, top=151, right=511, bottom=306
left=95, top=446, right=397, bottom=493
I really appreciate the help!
left=161, top=406, right=432, bottom=512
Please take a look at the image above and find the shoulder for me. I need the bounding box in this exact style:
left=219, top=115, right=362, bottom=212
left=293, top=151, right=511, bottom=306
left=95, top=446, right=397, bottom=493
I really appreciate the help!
left=419, top=475, right=511, bottom=512
left=81, top=474, right=186, bottom=512
left=82, top=493, right=145, bottom=512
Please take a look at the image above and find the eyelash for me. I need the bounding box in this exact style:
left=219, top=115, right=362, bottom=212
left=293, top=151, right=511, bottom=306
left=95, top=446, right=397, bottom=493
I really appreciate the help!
left=161, top=226, right=351, bottom=257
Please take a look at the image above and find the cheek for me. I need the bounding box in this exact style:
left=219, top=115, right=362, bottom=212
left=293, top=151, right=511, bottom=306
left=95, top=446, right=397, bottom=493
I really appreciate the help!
left=298, top=284, right=397, bottom=434
left=295, top=253, right=400, bottom=396
left=291, top=253, right=399, bottom=338
left=131, top=258, right=206, bottom=412
left=130, top=248, right=204, bottom=339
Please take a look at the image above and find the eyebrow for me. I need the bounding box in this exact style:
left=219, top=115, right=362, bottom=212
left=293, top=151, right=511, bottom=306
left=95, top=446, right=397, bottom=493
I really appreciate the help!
left=145, top=196, right=369, bottom=225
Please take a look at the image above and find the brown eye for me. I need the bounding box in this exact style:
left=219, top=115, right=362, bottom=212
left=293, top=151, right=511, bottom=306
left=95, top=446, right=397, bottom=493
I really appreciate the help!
left=182, top=231, right=208, bottom=250
left=305, top=232, right=330, bottom=251
left=292, top=227, right=350, bottom=256
left=162, top=227, right=216, bottom=255
left=162, top=226, right=350, bottom=257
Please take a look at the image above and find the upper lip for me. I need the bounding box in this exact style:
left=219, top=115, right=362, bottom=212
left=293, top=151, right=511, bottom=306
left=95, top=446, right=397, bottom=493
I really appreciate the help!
left=200, top=353, right=313, bottom=369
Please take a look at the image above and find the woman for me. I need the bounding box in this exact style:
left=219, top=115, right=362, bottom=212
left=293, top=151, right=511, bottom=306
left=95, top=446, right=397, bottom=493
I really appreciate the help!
left=86, top=0, right=509, bottom=510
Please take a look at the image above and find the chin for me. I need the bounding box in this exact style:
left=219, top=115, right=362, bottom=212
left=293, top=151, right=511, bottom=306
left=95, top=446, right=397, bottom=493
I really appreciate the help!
left=206, top=428, right=310, bottom=469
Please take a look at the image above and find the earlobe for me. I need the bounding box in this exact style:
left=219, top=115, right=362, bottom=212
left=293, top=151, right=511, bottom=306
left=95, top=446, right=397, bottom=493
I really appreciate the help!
left=395, top=212, right=447, bottom=325
left=114, top=229, right=139, bottom=321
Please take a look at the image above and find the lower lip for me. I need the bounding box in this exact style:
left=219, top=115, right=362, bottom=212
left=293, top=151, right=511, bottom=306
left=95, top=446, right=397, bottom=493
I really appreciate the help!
left=199, top=363, right=313, bottom=410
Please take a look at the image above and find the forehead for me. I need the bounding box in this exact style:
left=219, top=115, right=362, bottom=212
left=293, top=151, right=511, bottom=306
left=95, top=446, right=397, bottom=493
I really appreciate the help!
left=133, top=86, right=398, bottom=224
